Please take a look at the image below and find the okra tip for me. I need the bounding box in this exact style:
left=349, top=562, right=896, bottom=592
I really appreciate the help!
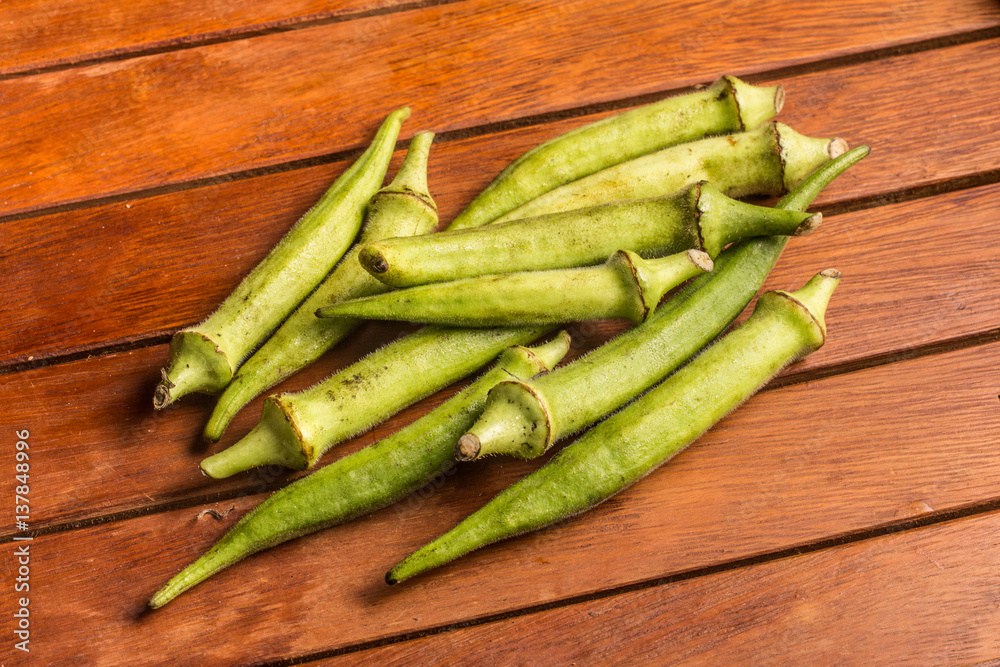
left=794, top=212, right=823, bottom=236
left=359, top=245, right=389, bottom=275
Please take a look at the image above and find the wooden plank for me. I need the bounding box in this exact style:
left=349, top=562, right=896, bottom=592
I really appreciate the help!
left=4, top=39, right=1000, bottom=367
left=0, top=0, right=996, bottom=217
left=4, top=178, right=998, bottom=531
left=0, top=0, right=430, bottom=77
left=331, top=511, right=1000, bottom=665
left=2, top=340, right=997, bottom=663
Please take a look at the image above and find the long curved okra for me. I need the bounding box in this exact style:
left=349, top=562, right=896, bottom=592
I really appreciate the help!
left=492, top=121, right=846, bottom=224
left=448, top=75, right=782, bottom=230
left=387, top=269, right=842, bottom=584
left=198, top=325, right=555, bottom=478
left=153, top=107, right=410, bottom=409
left=147, top=333, right=570, bottom=609
left=361, top=123, right=844, bottom=287
left=202, top=132, right=439, bottom=443
left=318, top=249, right=717, bottom=327
left=459, top=146, right=869, bottom=461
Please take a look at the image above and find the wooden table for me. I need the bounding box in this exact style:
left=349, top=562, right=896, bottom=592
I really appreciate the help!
left=2, top=1, right=999, bottom=664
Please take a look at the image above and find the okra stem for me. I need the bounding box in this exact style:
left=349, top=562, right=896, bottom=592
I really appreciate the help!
left=153, top=107, right=409, bottom=409
left=317, top=249, right=713, bottom=327
left=460, top=146, right=869, bottom=461
left=360, top=179, right=820, bottom=289
left=448, top=75, right=782, bottom=230
left=202, top=131, right=438, bottom=442
left=198, top=325, right=555, bottom=478
left=147, top=333, right=570, bottom=609
left=387, top=270, right=841, bottom=584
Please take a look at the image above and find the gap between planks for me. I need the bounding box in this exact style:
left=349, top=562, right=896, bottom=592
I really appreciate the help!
left=216, top=500, right=1000, bottom=665
left=3, top=323, right=998, bottom=547
left=1, top=187, right=997, bottom=381
left=0, top=0, right=470, bottom=81
left=0, top=23, right=997, bottom=231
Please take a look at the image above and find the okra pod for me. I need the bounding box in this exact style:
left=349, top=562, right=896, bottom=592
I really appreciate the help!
left=493, top=121, right=846, bottom=224
left=317, top=249, right=715, bottom=327
left=387, top=269, right=841, bottom=584
left=147, top=333, right=570, bottom=609
left=202, top=132, right=438, bottom=442
left=198, top=325, right=554, bottom=478
left=153, top=107, right=409, bottom=409
left=459, top=146, right=869, bottom=461
left=361, top=125, right=842, bottom=288
left=448, top=75, right=782, bottom=230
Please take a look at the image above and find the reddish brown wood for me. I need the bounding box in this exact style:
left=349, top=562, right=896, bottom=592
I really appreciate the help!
left=1, top=1, right=997, bottom=663
left=5, top=39, right=1000, bottom=367
left=332, top=511, right=1000, bottom=665
left=1, top=341, right=997, bottom=663
left=0, top=0, right=996, bottom=218
left=3, top=177, right=998, bottom=531
left=0, top=0, right=430, bottom=77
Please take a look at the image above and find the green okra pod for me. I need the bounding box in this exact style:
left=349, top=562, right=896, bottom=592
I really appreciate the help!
left=493, top=121, right=846, bottom=224
left=153, top=107, right=410, bottom=409
left=198, top=324, right=555, bottom=478
left=458, top=146, right=869, bottom=461
left=387, top=269, right=842, bottom=584
left=361, top=124, right=843, bottom=288
left=318, top=249, right=715, bottom=327
left=202, top=131, right=439, bottom=443
left=448, top=75, right=782, bottom=230
left=147, top=333, right=571, bottom=609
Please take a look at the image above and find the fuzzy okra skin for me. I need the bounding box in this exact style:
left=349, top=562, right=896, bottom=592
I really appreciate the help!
left=448, top=75, right=782, bottom=230
left=493, top=121, right=845, bottom=224
left=147, top=333, right=571, bottom=609
left=459, top=146, right=869, bottom=461
left=318, top=249, right=714, bottom=327
left=198, top=324, right=555, bottom=478
left=361, top=123, right=843, bottom=288
left=202, top=132, right=439, bottom=443
left=153, top=107, right=410, bottom=409
left=387, top=270, right=841, bottom=584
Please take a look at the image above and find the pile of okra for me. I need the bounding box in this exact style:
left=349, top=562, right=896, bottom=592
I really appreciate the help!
left=146, top=75, right=870, bottom=609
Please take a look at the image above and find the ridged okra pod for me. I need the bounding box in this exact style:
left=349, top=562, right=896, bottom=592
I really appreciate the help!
left=202, top=132, right=438, bottom=442
left=459, top=146, right=869, bottom=461
left=147, top=333, right=570, bottom=609
left=153, top=107, right=410, bottom=409
left=198, top=325, right=554, bottom=478
left=387, top=270, right=842, bottom=584
left=318, top=249, right=715, bottom=327
left=361, top=125, right=843, bottom=288
left=492, top=121, right=846, bottom=224
left=448, top=75, right=782, bottom=230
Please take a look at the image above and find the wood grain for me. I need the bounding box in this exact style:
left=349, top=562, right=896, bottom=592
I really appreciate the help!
left=0, top=0, right=996, bottom=217
left=5, top=39, right=1000, bottom=368
left=0, top=0, right=433, bottom=77
left=4, top=178, right=998, bottom=532
left=332, top=511, right=1000, bottom=665
left=2, top=341, right=997, bottom=663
